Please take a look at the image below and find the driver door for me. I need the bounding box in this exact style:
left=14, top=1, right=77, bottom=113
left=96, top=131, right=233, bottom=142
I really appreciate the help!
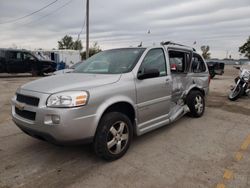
left=135, top=48, right=172, bottom=131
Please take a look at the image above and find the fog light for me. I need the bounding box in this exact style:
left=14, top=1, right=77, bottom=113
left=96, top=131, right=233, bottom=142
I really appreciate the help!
left=44, top=115, right=60, bottom=125
left=51, top=115, right=60, bottom=124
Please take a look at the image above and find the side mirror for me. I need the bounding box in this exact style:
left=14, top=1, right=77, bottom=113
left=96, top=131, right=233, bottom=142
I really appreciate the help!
left=138, top=68, right=160, bottom=80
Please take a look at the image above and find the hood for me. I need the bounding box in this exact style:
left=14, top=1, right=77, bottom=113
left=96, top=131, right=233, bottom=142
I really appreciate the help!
left=39, top=60, right=57, bottom=69
left=21, top=73, right=121, bottom=94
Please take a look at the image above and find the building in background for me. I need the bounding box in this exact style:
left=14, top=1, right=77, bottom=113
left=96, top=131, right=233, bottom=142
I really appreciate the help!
left=33, top=49, right=81, bottom=69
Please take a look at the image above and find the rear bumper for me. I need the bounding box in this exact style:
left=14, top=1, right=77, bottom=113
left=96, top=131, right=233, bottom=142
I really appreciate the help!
left=204, top=86, right=209, bottom=96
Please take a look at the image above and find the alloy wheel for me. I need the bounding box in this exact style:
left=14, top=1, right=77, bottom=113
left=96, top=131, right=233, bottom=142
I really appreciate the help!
left=194, top=95, right=203, bottom=114
left=107, top=121, right=129, bottom=154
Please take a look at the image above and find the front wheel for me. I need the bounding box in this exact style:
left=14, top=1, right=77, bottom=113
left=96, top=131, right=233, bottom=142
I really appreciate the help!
left=228, top=84, right=243, bottom=101
left=94, top=112, right=133, bottom=161
left=31, top=68, right=38, bottom=76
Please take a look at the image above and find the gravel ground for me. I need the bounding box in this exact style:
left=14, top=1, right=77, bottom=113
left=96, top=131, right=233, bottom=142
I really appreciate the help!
left=0, top=66, right=250, bottom=188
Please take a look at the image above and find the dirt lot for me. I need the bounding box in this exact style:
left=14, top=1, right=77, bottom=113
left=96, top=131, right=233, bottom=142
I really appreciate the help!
left=1, top=66, right=250, bottom=188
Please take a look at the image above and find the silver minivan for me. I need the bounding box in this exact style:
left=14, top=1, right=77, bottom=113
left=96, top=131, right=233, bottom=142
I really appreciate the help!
left=12, top=42, right=210, bottom=160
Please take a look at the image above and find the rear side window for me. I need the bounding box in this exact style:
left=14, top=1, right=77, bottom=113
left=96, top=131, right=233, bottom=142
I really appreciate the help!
left=169, top=50, right=190, bottom=73
left=139, top=48, right=167, bottom=77
left=8, top=51, right=22, bottom=60
left=191, top=54, right=206, bottom=73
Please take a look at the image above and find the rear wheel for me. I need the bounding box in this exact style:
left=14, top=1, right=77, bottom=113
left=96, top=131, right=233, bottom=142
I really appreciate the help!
left=94, top=112, right=132, bottom=161
left=210, top=72, right=216, bottom=79
left=186, top=90, right=205, bottom=118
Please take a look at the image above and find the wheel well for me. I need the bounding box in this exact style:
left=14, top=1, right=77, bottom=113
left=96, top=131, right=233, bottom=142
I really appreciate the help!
left=187, top=87, right=205, bottom=98
left=101, top=102, right=136, bottom=125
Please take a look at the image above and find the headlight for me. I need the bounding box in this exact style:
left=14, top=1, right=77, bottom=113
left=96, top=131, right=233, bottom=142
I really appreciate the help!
left=47, top=91, right=88, bottom=108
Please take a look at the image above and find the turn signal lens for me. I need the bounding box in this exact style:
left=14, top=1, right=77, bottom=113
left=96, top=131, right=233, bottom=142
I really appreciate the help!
left=76, top=95, right=87, bottom=106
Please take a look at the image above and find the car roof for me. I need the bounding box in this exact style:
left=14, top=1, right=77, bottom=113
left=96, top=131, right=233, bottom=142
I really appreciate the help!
left=106, top=45, right=195, bottom=52
left=106, top=41, right=195, bottom=52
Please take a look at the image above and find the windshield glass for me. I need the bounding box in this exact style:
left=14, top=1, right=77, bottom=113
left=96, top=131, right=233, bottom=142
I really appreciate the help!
left=74, top=48, right=145, bottom=74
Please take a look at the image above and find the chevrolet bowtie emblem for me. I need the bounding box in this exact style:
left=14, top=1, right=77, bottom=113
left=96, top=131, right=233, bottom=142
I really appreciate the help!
left=15, top=101, right=25, bottom=111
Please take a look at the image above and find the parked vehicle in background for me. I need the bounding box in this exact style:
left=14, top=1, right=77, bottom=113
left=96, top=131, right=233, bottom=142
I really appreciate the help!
left=0, top=49, right=56, bottom=76
left=11, top=42, right=210, bottom=160
left=228, top=66, right=250, bottom=101
left=53, top=61, right=84, bottom=75
left=206, top=61, right=225, bottom=79
left=33, top=49, right=81, bottom=68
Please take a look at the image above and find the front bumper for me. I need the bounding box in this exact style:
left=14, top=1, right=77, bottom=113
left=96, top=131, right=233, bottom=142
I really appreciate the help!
left=11, top=89, right=97, bottom=144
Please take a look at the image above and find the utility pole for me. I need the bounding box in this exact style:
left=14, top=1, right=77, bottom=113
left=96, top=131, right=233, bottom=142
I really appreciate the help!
left=86, top=0, right=89, bottom=59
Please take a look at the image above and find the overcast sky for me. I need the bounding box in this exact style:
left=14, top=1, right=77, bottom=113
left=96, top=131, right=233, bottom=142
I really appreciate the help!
left=0, top=0, right=250, bottom=59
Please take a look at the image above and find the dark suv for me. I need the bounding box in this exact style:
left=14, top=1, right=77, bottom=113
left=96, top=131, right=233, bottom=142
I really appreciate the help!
left=0, top=49, right=56, bottom=76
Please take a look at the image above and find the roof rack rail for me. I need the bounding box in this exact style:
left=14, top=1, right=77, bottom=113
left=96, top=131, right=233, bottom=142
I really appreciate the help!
left=161, top=41, right=196, bottom=51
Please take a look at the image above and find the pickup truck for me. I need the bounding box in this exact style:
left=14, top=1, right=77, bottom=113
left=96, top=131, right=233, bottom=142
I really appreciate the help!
left=11, top=42, right=210, bottom=160
left=206, top=61, right=225, bottom=79
left=0, top=49, right=56, bottom=76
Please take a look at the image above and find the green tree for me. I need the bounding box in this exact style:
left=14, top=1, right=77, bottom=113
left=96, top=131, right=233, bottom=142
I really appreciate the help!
left=81, top=42, right=102, bottom=60
left=200, top=45, right=211, bottom=59
left=73, top=40, right=83, bottom=50
left=239, top=36, right=250, bottom=60
left=58, top=35, right=74, bottom=49
left=58, top=35, right=83, bottom=50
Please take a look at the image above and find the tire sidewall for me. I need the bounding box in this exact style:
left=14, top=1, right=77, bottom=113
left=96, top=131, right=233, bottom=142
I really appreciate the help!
left=94, top=112, right=133, bottom=161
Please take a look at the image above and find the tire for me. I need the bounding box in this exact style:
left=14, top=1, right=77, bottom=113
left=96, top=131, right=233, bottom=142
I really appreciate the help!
left=31, top=68, right=44, bottom=77
left=186, top=90, right=205, bottom=118
left=228, top=84, right=243, bottom=101
left=38, top=71, right=44, bottom=76
left=94, top=112, right=133, bottom=161
left=210, top=72, right=216, bottom=79
left=31, top=69, right=38, bottom=77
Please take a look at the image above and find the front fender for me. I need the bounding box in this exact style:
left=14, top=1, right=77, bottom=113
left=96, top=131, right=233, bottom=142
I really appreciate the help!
left=94, top=95, right=137, bottom=125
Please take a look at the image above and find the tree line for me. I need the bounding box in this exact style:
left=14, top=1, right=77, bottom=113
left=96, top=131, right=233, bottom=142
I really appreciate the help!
left=57, top=35, right=250, bottom=60
left=200, top=36, right=250, bottom=60
left=57, top=35, right=101, bottom=60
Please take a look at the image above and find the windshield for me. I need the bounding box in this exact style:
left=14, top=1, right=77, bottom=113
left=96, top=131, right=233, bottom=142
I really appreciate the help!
left=74, top=48, right=145, bottom=74
left=32, top=52, right=46, bottom=60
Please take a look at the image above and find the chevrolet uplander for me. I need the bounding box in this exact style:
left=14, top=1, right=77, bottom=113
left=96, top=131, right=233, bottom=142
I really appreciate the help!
left=12, top=42, right=209, bottom=160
